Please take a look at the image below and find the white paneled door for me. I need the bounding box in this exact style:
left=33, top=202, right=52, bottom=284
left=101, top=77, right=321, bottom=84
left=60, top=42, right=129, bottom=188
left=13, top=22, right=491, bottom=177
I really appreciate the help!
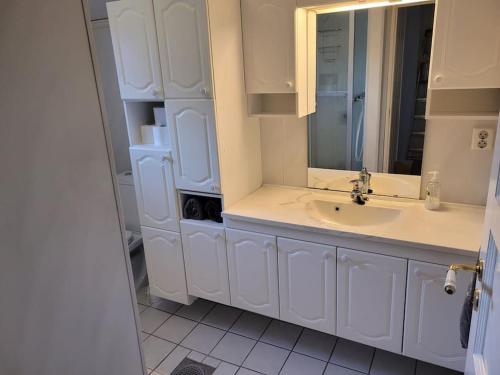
left=337, top=248, right=407, bottom=353
left=142, top=227, right=191, bottom=304
left=241, top=0, right=296, bottom=93
left=226, top=229, right=279, bottom=319
left=153, top=0, right=213, bottom=99
left=130, top=148, right=179, bottom=232
left=278, top=238, right=336, bottom=334
left=181, top=220, right=229, bottom=304
left=107, top=0, right=164, bottom=100
left=404, top=261, right=468, bottom=371
left=165, top=100, right=220, bottom=193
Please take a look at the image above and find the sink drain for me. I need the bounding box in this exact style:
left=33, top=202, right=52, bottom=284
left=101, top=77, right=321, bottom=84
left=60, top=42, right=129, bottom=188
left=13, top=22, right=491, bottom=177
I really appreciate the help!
left=171, top=364, right=205, bottom=375
left=171, top=358, right=215, bottom=375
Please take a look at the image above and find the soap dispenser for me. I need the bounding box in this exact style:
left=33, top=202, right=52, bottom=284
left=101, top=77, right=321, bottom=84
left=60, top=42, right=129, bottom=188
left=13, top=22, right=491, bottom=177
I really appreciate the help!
left=425, top=171, right=441, bottom=210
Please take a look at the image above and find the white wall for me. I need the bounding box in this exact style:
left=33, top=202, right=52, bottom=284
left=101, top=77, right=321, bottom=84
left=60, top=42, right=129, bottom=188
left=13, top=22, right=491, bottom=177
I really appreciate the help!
left=421, top=118, right=497, bottom=206
left=260, top=117, right=308, bottom=186
left=261, top=115, right=496, bottom=205
left=0, top=1, right=144, bottom=374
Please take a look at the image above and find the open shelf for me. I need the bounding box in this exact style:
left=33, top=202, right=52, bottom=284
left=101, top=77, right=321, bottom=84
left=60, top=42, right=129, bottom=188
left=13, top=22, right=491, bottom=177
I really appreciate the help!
left=247, top=93, right=298, bottom=117
left=427, top=88, right=500, bottom=119
left=123, top=101, right=168, bottom=147
left=178, top=191, right=223, bottom=223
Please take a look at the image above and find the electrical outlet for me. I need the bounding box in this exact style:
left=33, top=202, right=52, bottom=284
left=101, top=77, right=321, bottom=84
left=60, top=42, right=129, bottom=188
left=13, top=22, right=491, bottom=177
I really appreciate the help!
left=471, top=128, right=495, bottom=150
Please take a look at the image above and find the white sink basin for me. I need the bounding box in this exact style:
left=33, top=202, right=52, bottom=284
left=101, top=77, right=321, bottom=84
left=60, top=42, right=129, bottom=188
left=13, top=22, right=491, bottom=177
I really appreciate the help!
left=307, top=200, right=402, bottom=227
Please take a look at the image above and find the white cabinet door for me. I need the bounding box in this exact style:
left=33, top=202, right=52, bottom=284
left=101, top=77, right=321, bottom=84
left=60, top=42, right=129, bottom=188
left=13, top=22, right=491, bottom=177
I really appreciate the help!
left=241, top=0, right=296, bottom=93
left=153, top=0, right=213, bottom=99
left=130, top=148, right=179, bottom=232
left=278, top=238, right=336, bottom=334
left=337, top=248, right=407, bottom=353
left=107, top=0, right=164, bottom=100
left=404, top=261, right=468, bottom=371
left=141, top=227, right=191, bottom=304
left=165, top=100, right=220, bottom=193
left=226, top=229, right=279, bottom=318
left=429, top=0, right=500, bottom=89
left=181, top=220, right=229, bottom=304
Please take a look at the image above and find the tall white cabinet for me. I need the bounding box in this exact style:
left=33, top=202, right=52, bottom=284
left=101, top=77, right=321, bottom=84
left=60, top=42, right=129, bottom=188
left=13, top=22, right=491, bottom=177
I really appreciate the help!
left=165, top=100, right=220, bottom=193
left=153, top=0, right=213, bottom=99
left=141, top=227, right=191, bottom=304
left=107, top=0, right=164, bottom=100
left=181, top=220, right=229, bottom=304
left=226, top=229, right=279, bottom=318
left=336, top=248, right=407, bottom=353
left=278, top=238, right=336, bottom=334
left=130, top=148, right=179, bottom=232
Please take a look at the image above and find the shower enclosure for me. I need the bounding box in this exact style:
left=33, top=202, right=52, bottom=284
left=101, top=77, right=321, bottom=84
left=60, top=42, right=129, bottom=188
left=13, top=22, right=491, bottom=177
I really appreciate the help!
left=308, top=10, right=368, bottom=171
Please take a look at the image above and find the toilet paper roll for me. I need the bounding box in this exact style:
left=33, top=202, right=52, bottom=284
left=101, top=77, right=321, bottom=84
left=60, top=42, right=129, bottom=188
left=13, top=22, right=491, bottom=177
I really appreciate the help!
left=140, top=125, right=154, bottom=144
left=153, top=125, right=169, bottom=146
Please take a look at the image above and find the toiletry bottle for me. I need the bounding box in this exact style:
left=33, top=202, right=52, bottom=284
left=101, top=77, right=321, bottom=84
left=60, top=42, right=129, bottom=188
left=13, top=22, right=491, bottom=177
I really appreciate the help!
left=425, top=171, right=441, bottom=210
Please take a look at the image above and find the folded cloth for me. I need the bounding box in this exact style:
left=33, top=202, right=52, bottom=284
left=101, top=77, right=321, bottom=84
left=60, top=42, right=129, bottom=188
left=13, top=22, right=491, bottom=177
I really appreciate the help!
left=460, top=273, right=476, bottom=349
left=204, top=199, right=223, bottom=223
left=183, top=198, right=205, bottom=220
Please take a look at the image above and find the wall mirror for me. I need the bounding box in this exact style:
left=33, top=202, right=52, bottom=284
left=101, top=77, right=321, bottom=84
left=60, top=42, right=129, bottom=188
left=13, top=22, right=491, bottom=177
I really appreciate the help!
left=306, top=1, right=435, bottom=198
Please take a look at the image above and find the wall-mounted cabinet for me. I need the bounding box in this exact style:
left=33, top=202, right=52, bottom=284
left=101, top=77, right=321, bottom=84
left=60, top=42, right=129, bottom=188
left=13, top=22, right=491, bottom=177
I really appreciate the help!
left=427, top=0, right=500, bottom=118
left=107, top=0, right=164, bottom=100
left=130, top=148, right=179, bottom=232
left=278, top=238, right=336, bottom=334
left=404, top=261, right=468, bottom=372
left=429, top=0, right=500, bottom=90
left=181, top=220, right=229, bottom=304
left=336, top=248, right=407, bottom=353
left=165, top=99, right=220, bottom=194
left=241, top=0, right=316, bottom=117
left=226, top=229, right=279, bottom=318
left=153, top=0, right=213, bottom=99
left=141, top=227, right=192, bottom=304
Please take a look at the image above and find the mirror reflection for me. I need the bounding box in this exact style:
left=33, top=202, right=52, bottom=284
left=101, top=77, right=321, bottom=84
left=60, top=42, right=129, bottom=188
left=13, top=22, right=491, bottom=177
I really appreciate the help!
left=308, top=3, right=435, bottom=197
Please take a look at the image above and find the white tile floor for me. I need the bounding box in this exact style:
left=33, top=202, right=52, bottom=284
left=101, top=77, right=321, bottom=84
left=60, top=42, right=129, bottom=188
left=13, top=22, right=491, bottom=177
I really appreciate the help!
left=137, top=287, right=463, bottom=375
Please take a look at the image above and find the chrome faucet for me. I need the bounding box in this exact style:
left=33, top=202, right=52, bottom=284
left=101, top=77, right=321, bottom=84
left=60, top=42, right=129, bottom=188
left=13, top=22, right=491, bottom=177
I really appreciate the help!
left=350, top=179, right=366, bottom=205
left=359, top=167, right=373, bottom=195
left=350, top=167, right=373, bottom=205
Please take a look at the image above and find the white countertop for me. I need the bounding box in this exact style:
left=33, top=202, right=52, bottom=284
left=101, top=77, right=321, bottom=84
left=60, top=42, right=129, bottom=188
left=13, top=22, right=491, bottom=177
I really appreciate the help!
left=223, top=185, right=485, bottom=256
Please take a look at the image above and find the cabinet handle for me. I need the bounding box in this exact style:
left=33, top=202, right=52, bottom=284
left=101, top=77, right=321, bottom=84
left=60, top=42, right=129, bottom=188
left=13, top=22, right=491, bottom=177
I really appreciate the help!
left=433, top=74, right=443, bottom=83
left=263, top=240, right=274, bottom=250
left=210, top=184, right=220, bottom=193
left=286, top=81, right=294, bottom=88
left=213, top=233, right=223, bottom=240
left=152, top=89, right=162, bottom=98
left=414, top=269, right=422, bottom=278
left=162, top=152, right=173, bottom=162
left=200, top=87, right=209, bottom=96
left=338, top=254, right=349, bottom=263
left=167, top=237, right=177, bottom=245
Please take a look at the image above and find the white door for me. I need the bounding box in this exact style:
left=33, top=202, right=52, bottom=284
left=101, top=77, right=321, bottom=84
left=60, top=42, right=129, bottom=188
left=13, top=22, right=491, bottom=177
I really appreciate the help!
left=404, top=261, right=468, bottom=371
left=107, top=0, right=164, bottom=100
left=278, top=238, right=336, bottom=334
left=241, top=0, right=296, bottom=93
left=465, top=117, right=500, bottom=374
left=130, top=148, right=179, bottom=232
left=153, top=0, right=213, bottom=99
left=181, top=220, right=229, bottom=304
left=429, top=0, right=500, bottom=89
left=226, top=229, right=279, bottom=318
left=337, top=248, right=407, bottom=353
left=165, top=100, right=220, bottom=193
left=141, top=227, right=191, bottom=304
